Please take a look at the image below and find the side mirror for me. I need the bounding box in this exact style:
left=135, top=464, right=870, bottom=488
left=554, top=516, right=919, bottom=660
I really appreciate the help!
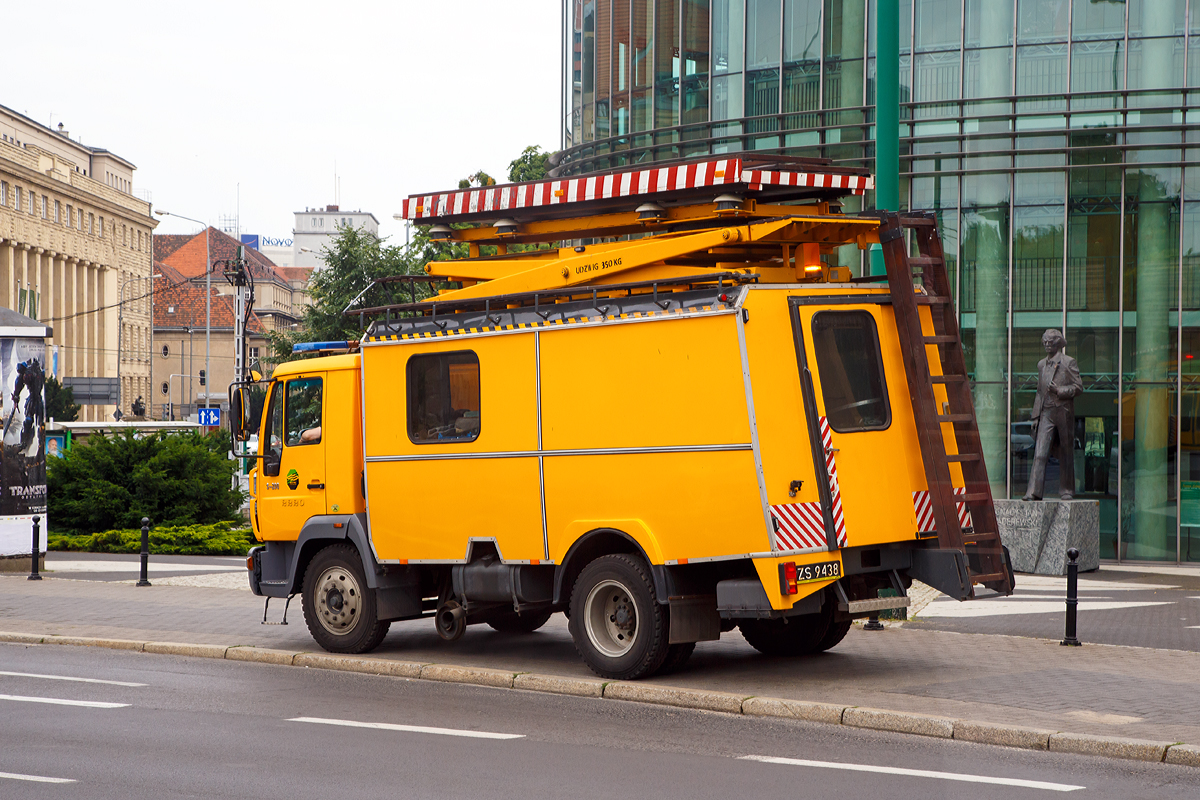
left=231, top=386, right=252, bottom=443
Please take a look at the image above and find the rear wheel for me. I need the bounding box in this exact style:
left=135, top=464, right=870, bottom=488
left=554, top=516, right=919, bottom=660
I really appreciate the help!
left=812, top=619, right=852, bottom=652
left=301, top=544, right=389, bottom=654
left=487, top=609, right=554, bottom=634
left=568, top=554, right=669, bottom=680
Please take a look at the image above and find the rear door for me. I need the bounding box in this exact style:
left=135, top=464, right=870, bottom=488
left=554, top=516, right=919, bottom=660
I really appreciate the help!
left=790, top=301, right=916, bottom=549
left=257, top=374, right=328, bottom=540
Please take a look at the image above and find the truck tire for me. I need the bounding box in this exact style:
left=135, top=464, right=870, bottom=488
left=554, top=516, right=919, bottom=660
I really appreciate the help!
left=655, top=642, right=696, bottom=675
left=812, top=619, right=852, bottom=652
left=301, top=544, right=389, bottom=654
left=487, top=609, right=554, bottom=633
left=737, top=610, right=832, bottom=657
left=568, top=554, right=669, bottom=680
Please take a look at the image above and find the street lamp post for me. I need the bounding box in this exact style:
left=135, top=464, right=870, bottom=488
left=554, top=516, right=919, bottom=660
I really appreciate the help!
left=154, top=210, right=210, bottom=418
left=115, top=273, right=162, bottom=417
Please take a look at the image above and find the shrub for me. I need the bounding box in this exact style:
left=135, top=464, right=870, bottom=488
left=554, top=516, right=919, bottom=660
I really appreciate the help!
left=49, top=522, right=255, bottom=556
left=48, top=430, right=243, bottom=535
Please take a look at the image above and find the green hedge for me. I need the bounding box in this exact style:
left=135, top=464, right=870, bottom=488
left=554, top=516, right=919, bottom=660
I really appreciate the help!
left=49, top=522, right=255, bottom=556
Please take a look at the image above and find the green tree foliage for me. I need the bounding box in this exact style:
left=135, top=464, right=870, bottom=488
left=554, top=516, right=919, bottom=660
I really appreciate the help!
left=45, top=376, right=80, bottom=422
left=508, top=146, right=553, bottom=183
left=50, top=522, right=254, bottom=556
left=47, top=430, right=242, bottom=535
left=265, top=225, right=452, bottom=363
left=458, top=170, right=496, bottom=189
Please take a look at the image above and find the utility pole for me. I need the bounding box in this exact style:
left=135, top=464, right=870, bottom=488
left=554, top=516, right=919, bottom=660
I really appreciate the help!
left=872, top=0, right=901, bottom=276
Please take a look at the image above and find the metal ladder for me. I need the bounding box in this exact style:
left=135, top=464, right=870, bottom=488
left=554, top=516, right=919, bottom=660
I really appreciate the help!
left=876, top=212, right=1014, bottom=596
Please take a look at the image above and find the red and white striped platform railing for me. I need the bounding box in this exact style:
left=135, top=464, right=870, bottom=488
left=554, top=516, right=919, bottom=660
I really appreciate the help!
left=397, top=157, right=874, bottom=223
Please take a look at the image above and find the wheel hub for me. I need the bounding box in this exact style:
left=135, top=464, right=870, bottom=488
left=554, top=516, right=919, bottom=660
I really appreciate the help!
left=315, top=567, right=361, bottom=635
left=585, top=579, right=638, bottom=658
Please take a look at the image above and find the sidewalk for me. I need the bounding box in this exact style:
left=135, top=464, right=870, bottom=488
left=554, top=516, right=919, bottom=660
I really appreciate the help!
left=5, top=567, right=1200, bottom=749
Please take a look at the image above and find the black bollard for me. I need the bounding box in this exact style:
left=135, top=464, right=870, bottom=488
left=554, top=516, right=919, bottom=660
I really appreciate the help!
left=27, top=516, right=41, bottom=581
left=136, top=517, right=151, bottom=587
left=1061, top=546, right=1081, bottom=646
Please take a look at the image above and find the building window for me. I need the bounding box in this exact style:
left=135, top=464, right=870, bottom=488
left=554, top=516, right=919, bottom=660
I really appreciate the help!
left=249, top=346, right=260, bottom=360
left=161, top=344, right=170, bottom=358
left=27, top=190, right=34, bottom=215
left=0, top=181, right=6, bottom=207
left=89, top=214, right=95, bottom=235
left=810, top=311, right=891, bottom=433
left=54, top=200, right=61, bottom=223
left=14, top=187, right=21, bottom=213
left=41, top=195, right=47, bottom=219
left=99, top=216, right=104, bottom=237
left=407, top=351, right=481, bottom=443
left=66, top=204, right=72, bottom=226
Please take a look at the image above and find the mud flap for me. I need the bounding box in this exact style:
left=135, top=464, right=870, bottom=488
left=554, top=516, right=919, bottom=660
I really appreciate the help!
left=909, top=548, right=973, bottom=600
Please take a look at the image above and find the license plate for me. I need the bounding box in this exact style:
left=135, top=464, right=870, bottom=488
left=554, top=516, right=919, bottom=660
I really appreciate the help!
left=796, top=560, right=842, bottom=583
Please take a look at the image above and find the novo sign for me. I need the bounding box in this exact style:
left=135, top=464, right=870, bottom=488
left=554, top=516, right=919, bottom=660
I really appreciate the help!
left=240, top=234, right=294, bottom=250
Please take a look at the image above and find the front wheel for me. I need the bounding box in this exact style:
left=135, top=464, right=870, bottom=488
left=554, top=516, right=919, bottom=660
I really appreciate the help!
left=568, top=554, right=669, bottom=680
left=301, top=544, right=389, bottom=654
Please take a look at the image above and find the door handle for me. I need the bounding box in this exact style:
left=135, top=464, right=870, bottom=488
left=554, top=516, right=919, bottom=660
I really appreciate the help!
left=307, top=482, right=325, bottom=490
left=789, top=480, right=804, bottom=498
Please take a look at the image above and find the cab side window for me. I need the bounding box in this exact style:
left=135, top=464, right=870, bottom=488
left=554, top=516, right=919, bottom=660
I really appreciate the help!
left=262, top=381, right=284, bottom=476
left=407, top=351, right=480, bottom=443
left=285, top=377, right=323, bottom=446
left=811, top=310, right=891, bottom=432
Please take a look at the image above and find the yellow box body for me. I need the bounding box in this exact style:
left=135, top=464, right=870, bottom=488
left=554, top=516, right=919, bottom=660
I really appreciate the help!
left=252, top=285, right=954, bottom=611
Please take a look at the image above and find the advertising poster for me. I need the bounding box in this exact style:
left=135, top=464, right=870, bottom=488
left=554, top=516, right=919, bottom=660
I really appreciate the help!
left=0, top=338, right=47, bottom=556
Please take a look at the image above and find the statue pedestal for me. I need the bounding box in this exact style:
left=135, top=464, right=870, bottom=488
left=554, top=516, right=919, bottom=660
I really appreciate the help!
left=994, top=499, right=1099, bottom=575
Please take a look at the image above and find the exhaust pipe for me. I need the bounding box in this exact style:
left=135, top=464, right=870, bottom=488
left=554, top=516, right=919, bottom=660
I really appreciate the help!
left=435, top=600, right=466, bottom=641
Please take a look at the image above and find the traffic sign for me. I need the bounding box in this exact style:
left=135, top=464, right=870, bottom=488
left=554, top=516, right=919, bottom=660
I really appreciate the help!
left=198, top=407, right=222, bottom=427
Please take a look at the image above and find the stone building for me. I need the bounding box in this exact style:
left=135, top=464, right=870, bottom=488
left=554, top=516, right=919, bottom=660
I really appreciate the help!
left=0, top=104, right=156, bottom=421
left=153, top=226, right=310, bottom=419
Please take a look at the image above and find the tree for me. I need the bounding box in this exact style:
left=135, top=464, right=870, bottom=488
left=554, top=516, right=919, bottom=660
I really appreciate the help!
left=45, top=376, right=79, bottom=422
left=508, top=146, right=553, bottom=183
left=47, top=430, right=242, bottom=535
left=458, top=170, right=496, bottom=189
left=265, top=226, right=450, bottom=363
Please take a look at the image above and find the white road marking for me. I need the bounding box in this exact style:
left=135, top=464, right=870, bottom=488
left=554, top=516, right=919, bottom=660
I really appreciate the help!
left=0, top=670, right=145, bottom=687
left=289, top=716, right=523, bottom=740
left=918, top=599, right=1171, bottom=618
left=0, top=771, right=75, bottom=784
left=0, top=694, right=129, bottom=709
left=740, top=755, right=1084, bottom=792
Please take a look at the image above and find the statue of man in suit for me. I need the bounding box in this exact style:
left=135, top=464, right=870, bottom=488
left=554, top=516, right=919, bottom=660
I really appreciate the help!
left=1023, top=329, right=1083, bottom=501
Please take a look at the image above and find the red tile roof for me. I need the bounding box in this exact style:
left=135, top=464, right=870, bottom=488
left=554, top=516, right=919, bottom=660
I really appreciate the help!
left=158, top=227, right=295, bottom=287
left=153, top=277, right=267, bottom=334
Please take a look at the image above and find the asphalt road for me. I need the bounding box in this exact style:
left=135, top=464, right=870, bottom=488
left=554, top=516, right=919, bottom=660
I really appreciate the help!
left=1, top=642, right=1197, bottom=799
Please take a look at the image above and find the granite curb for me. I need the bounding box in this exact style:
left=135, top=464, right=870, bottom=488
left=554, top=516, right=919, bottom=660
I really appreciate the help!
left=3, top=631, right=1197, bottom=768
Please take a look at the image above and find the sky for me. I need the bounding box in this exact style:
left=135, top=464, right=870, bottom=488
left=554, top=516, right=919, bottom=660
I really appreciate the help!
left=6, top=0, right=562, bottom=247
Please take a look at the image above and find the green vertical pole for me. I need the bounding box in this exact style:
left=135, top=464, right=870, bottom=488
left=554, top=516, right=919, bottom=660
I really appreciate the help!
left=872, top=0, right=901, bottom=276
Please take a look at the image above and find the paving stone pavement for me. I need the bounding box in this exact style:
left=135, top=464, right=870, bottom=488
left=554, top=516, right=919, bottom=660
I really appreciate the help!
left=4, top=573, right=1200, bottom=747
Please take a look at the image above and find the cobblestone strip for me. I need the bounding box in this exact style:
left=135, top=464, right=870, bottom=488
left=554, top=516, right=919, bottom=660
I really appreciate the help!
left=2, top=631, right=1197, bottom=766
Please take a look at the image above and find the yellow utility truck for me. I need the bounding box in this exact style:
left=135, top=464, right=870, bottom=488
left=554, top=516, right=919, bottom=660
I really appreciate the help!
left=234, top=154, right=1013, bottom=680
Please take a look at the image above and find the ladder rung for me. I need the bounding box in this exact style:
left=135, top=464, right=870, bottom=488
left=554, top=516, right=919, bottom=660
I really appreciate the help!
left=931, top=375, right=967, bottom=383
left=899, top=216, right=936, bottom=228
left=961, top=492, right=991, bottom=503
left=971, top=572, right=1010, bottom=584
left=946, top=453, right=981, bottom=462
left=937, top=414, right=974, bottom=423
left=923, top=335, right=958, bottom=344
left=964, top=530, right=1001, bottom=541
left=909, top=256, right=942, bottom=267
left=915, top=296, right=953, bottom=305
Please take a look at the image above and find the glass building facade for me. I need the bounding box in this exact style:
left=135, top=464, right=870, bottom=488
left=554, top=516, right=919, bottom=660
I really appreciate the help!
left=561, top=0, right=1200, bottom=563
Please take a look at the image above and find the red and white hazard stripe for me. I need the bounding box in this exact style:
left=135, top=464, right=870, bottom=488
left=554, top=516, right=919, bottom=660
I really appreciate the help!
left=397, top=157, right=874, bottom=221
left=912, top=487, right=974, bottom=534
left=818, top=416, right=848, bottom=548
left=770, top=501, right=828, bottom=552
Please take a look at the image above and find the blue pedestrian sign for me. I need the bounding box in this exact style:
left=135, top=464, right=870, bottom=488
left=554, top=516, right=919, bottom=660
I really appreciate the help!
left=198, top=407, right=222, bottom=427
